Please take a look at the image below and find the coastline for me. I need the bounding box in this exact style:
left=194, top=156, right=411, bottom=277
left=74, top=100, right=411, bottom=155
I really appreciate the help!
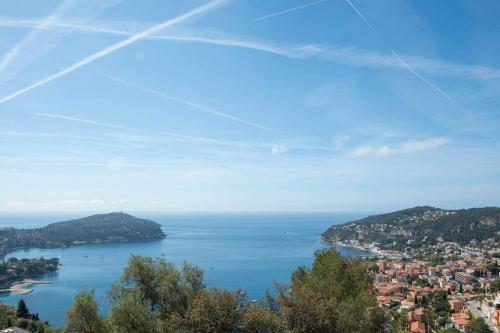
left=321, top=237, right=381, bottom=256
left=0, top=279, right=52, bottom=295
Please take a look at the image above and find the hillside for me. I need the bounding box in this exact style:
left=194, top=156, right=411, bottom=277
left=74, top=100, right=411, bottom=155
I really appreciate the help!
left=322, top=206, right=500, bottom=250
left=0, top=213, right=166, bottom=256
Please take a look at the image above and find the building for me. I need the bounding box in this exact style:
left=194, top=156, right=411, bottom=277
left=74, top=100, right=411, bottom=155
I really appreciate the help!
left=409, top=321, right=426, bottom=333
left=451, top=312, right=471, bottom=331
left=449, top=298, right=465, bottom=313
left=491, top=296, right=500, bottom=329
left=0, top=328, right=31, bottom=333
left=455, top=272, right=474, bottom=285
left=0, top=302, right=15, bottom=314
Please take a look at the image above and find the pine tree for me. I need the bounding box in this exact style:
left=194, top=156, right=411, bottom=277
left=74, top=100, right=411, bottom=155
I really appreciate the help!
left=16, top=299, right=30, bottom=318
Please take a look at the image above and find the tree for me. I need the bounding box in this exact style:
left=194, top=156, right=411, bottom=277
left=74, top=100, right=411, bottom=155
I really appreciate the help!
left=108, top=290, right=159, bottom=333
left=241, top=305, right=283, bottom=333
left=278, top=248, right=385, bottom=333
left=438, top=329, right=461, bottom=333
left=16, top=299, right=29, bottom=318
left=17, top=318, right=29, bottom=329
left=466, top=318, right=493, bottom=333
left=65, top=290, right=108, bottom=333
left=490, top=279, right=500, bottom=293
left=186, top=289, right=241, bottom=333
left=432, top=290, right=451, bottom=313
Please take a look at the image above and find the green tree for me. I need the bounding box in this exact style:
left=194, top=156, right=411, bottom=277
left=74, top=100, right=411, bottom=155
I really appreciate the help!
left=65, top=290, right=108, bottom=333
left=438, top=328, right=461, bottom=333
left=466, top=318, right=493, bottom=333
left=241, top=305, right=283, bottom=333
left=490, top=279, right=500, bottom=293
left=16, top=299, right=29, bottom=318
left=108, top=290, right=159, bottom=333
left=17, top=318, right=29, bottom=329
left=186, top=288, right=241, bottom=333
left=278, top=248, right=385, bottom=333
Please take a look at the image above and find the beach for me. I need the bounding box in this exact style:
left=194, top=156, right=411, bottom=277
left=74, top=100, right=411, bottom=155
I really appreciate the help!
left=7, top=280, right=52, bottom=295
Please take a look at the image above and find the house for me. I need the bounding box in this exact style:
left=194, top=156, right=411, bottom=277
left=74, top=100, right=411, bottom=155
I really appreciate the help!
left=451, top=312, right=470, bottom=331
left=449, top=298, right=465, bottom=313
left=401, top=299, right=415, bottom=311
left=491, top=296, right=500, bottom=328
left=0, top=302, right=16, bottom=314
left=410, top=321, right=426, bottom=333
left=0, top=328, right=31, bottom=333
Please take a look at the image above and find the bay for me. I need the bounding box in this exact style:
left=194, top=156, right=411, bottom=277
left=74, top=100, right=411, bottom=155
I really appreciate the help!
left=0, top=212, right=371, bottom=326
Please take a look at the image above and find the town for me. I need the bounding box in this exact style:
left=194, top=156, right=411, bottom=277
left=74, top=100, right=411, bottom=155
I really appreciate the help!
left=370, top=240, right=500, bottom=332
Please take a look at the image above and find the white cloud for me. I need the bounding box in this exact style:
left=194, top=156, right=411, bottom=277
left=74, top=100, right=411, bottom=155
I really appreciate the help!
left=352, top=137, right=450, bottom=157
left=6, top=199, right=129, bottom=208
left=332, top=134, right=350, bottom=149
left=271, top=145, right=289, bottom=155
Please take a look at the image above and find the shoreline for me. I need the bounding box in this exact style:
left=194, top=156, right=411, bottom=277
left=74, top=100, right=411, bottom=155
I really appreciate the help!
left=0, top=279, right=52, bottom=295
left=321, top=238, right=381, bottom=256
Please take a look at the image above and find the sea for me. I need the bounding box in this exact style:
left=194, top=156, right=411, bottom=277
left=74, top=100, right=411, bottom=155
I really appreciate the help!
left=0, top=212, right=372, bottom=326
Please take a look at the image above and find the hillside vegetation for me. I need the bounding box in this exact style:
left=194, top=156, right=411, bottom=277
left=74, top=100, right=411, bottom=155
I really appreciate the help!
left=322, top=206, right=500, bottom=250
left=0, top=213, right=166, bottom=257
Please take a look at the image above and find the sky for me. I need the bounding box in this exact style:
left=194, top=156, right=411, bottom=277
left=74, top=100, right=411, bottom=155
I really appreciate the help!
left=0, top=0, right=499, bottom=213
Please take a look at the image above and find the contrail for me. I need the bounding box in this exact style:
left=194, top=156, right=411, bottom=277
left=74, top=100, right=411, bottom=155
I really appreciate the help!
left=391, top=50, right=452, bottom=101
left=35, top=113, right=334, bottom=153
left=255, top=0, right=327, bottom=21
left=0, top=0, right=226, bottom=105
left=108, top=75, right=297, bottom=135
left=0, top=0, right=122, bottom=85
left=2, top=18, right=500, bottom=80
left=343, top=0, right=452, bottom=101
left=0, top=0, right=76, bottom=78
left=35, top=112, right=225, bottom=144
left=344, top=0, right=378, bottom=35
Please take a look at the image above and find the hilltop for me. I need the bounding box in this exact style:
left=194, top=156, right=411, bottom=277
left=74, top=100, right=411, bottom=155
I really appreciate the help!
left=0, top=213, right=166, bottom=256
left=322, top=206, right=500, bottom=250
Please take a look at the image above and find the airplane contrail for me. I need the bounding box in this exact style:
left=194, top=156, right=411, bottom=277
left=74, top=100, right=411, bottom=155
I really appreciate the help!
left=255, top=0, right=327, bottom=22
left=0, top=0, right=122, bottom=85
left=1, top=17, right=499, bottom=80
left=35, top=112, right=225, bottom=144
left=391, top=50, right=452, bottom=101
left=344, top=0, right=378, bottom=35
left=0, top=0, right=226, bottom=106
left=343, top=0, right=453, bottom=101
left=108, top=75, right=302, bottom=136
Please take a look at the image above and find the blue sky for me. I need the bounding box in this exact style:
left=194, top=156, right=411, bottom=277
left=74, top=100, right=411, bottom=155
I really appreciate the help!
left=0, top=0, right=499, bottom=213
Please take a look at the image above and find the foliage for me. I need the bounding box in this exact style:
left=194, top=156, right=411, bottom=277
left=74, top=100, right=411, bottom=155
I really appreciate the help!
left=61, top=248, right=388, bottom=333
left=64, top=290, right=109, bottom=333
left=277, top=248, right=384, bottom=333
left=241, top=305, right=283, bottom=333
left=0, top=213, right=165, bottom=257
left=466, top=318, right=494, bottom=333
left=490, top=279, right=500, bottom=293
left=16, top=299, right=29, bottom=319
left=322, top=206, right=500, bottom=249
left=0, top=257, right=59, bottom=289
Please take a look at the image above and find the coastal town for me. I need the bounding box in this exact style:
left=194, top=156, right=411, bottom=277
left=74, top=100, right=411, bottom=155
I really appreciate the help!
left=365, top=239, right=500, bottom=332
left=0, top=257, right=58, bottom=295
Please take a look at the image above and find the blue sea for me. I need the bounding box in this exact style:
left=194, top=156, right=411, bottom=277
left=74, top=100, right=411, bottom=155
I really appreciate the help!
left=0, top=212, right=371, bottom=326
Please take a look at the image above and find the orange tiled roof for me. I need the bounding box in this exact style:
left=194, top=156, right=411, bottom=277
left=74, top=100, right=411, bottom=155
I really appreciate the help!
left=410, top=321, right=426, bottom=333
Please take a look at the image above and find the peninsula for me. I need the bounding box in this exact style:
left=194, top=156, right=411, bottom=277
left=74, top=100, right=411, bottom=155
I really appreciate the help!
left=322, top=206, right=500, bottom=253
left=0, top=212, right=166, bottom=257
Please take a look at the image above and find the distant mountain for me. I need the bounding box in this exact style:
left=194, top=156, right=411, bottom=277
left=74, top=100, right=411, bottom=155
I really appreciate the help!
left=322, top=206, right=500, bottom=250
left=0, top=212, right=166, bottom=257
